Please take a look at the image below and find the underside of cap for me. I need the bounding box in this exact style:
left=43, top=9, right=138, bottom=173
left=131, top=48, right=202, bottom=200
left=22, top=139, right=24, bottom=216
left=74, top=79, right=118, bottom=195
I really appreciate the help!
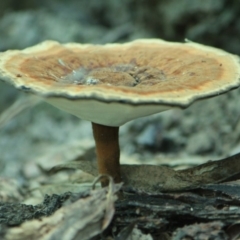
left=0, top=39, right=240, bottom=126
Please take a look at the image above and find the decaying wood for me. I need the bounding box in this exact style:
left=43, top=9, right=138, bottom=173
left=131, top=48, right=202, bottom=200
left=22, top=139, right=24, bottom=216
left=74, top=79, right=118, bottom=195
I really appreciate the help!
left=113, top=182, right=240, bottom=237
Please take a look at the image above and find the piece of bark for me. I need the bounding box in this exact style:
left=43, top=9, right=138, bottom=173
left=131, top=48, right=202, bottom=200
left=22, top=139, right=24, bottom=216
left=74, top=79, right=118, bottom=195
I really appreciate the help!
left=50, top=152, right=240, bottom=192
left=113, top=186, right=240, bottom=234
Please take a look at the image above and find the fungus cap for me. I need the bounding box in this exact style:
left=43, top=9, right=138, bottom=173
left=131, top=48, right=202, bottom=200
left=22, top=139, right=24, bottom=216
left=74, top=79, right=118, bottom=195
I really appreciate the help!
left=0, top=39, right=239, bottom=126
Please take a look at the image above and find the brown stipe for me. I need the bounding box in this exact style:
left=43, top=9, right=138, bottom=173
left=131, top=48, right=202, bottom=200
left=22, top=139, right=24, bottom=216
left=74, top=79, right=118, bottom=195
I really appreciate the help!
left=92, top=123, right=121, bottom=186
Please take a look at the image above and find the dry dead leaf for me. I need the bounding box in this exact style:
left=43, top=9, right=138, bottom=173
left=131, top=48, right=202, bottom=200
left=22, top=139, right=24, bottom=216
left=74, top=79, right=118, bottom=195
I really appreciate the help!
left=50, top=152, right=240, bottom=192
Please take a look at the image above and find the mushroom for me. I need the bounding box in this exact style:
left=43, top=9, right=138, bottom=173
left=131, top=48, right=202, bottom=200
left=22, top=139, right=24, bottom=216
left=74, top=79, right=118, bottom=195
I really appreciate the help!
left=0, top=39, right=239, bottom=186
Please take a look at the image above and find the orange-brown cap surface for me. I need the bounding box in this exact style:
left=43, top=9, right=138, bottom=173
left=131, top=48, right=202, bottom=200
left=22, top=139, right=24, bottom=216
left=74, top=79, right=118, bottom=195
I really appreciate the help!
left=0, top=39, right=239, bottom=126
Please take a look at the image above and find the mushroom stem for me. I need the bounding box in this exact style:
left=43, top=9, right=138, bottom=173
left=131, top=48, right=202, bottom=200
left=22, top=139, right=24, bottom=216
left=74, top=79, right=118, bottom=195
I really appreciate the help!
left=92, top=122, right=121, bottom=186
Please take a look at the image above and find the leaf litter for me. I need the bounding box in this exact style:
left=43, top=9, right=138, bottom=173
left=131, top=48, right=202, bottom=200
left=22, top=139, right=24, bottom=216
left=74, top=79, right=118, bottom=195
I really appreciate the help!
left=2, top=148, right=240, bottom=238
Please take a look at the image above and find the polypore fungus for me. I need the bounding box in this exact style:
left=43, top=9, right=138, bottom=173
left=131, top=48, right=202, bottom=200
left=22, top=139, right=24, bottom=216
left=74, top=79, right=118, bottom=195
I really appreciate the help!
left=0, top=39, right=239, bottom=185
